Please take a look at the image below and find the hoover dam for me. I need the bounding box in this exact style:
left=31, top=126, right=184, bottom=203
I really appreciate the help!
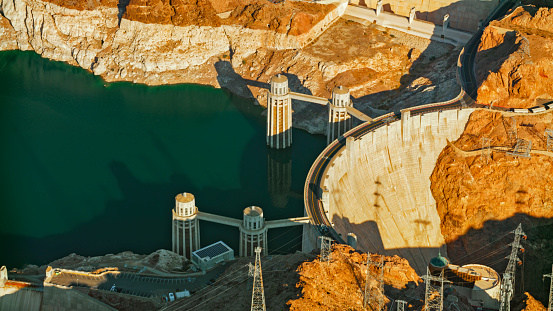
left=319, top=107, right=475, bottom=274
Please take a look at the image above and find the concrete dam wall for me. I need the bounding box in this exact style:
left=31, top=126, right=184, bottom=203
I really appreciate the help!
left=322, top=108, right=475, bottom=274
left=350, top=0, right=496, bottom=32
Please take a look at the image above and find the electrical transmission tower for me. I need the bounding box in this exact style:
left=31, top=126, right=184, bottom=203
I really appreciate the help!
left=481, top=137, right=492, bottom=163
left=507, top=139, right=532, bottom=158
left=319, top=236, right=333, bottom=263
left=545, top=129, right=553, bottom=153
left=364, top=254, right=385, bottom=310
left=543, top=264, right=553, bottom=311
left=500, top=224, right=526, bottom=311
left=396, top=299, right=406, bottom=311
left=506, top=117, right=518, bottom=144
left=422, top=267, right=449, bottom=311
left=251, top=247, right=266, bottom=311
left=519, top=36, right=530, bottom=58
left=500, top=273, right=513, bottom=311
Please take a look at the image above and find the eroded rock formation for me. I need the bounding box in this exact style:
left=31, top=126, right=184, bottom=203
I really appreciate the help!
left=0, top=0, right=459, bottom=134
left=476, top=5, right=553, bottom=108
left=287, top=245, right=422, bottom=311
left=431, top=110, right=553, bottom=250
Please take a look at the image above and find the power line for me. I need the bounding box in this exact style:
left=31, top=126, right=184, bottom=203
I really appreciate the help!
left=364, top=253, right=384, bottom=310
left=251, top=247, right=266, bottom=311
left=500, top=224, right=526, bottom=311
left=173, top=232, right=311, bottom=311
left=543, top=265, right=553, bottom=311
left=422, top=268, right=450, bottom=311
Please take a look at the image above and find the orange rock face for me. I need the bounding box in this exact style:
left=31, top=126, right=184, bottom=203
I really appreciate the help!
left=121, top=0, right=333, bottom=34
left=476, top=6, right=553, bottom=108
left=430, top=110, right=553, bottom=247
left=41, top=0, right=118, bottom=10
left=123, top=0, right=222, bottom=27
left=226, top=0, right=335, bottom=35
left=518, top=292, right=547, bottom=311
left=287, top=245, right=420, bottom=311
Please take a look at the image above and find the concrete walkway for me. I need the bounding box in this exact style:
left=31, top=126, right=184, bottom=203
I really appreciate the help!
left=344, top=5, right=473, bottom=46
left=447, top=139, right=553, bottom=158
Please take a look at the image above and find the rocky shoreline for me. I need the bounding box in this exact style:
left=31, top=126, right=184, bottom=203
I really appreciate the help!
left=0, top=0, right=460, bottom=135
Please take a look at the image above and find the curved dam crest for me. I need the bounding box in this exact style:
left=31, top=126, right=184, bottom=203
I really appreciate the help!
left=321, top=108, right=475, bottom=274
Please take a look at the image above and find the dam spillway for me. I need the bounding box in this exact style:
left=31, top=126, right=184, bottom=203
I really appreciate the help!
left=320, top=108, right=475, bottom=274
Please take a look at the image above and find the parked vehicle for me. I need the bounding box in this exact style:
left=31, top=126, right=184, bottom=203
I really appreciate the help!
left=175, top=290, right=190, bottom=299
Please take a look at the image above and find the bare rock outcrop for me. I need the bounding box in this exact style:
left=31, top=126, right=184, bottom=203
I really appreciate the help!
left=430, top=109, right=553, bottom=257
left=476, top=6, right=553, bottom=108
left=0, top=15, right=17, bottom=50
left=123, top=0, right=222, bottom=27
left=287, top=245, right=421, bottom=311
left=12, top=249, right=187, bottom=274
left=0, top=0, right=460, bottom=134
left=516, top=292, right=548, bottom=311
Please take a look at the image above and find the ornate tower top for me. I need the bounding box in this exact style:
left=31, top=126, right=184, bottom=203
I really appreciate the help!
left=332, top=85, right=350, bottom=108
left=175, top=192, right=196, bottom=217
left=243, top=206, right=265, bottom=230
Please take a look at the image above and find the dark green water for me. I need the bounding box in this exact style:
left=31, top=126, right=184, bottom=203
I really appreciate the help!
left=0, top=51, right=326, bottom=268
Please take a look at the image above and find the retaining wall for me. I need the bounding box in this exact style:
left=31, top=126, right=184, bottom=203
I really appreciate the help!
left=350, top=0, right=496, bottom=32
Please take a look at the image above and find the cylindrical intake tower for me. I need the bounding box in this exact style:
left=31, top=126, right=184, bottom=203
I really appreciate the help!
left=267, top=74, right=292, bottom=149
left=172, top=192, right=200, bottom=260
left=327, top=86, right=352, bottom=144
left=240, top=206, right=268, bottom=257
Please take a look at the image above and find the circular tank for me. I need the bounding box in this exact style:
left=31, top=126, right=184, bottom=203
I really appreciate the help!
left=175, top=192, right=196, bottom=217
left=270, top=74, right=289, bottom=96
left=243, top=206, right=265, bottom=230
left=463, top=264, right=501, bottom=309
left=332, top=86, right=350, bottom=107
left=429, top=253, right=450, bottom=275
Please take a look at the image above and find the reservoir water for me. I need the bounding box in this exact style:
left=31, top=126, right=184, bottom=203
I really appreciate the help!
left=0, top=50, right=326, bottom=268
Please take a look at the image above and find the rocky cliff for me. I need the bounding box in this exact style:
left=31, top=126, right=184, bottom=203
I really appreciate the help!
left=287, top=245, right=422, bottom=311
left=431, top=110, right=553, bottom=247
left=0, top=0, right=338, bottom=85
left=0, top=0, right=459, bottom=134
left=476, top=5, right=553, bottom=108
left=430, top=109, right=553, bottom=305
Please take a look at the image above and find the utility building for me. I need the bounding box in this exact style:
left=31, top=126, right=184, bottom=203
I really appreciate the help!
left=192, top=241, right=234, bottom=271
left=172, top=192, right=200, bottom=260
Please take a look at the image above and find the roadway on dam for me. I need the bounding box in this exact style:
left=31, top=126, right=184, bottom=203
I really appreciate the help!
left=303, top=0, right=518, bottom=245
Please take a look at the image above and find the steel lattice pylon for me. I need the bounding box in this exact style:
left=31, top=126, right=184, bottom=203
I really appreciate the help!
left=422, top=267, right=449, bottom=311
left=396, top=299, right=406, bottom=311
left=482, top=137, right=492, bottom=163
left=507, top=139, right=532, bottom=158
left=319, top=236, right=333, bottom=263
left=506, top=117, right=518, bottom=144
left=500, top=224, right=526, bottom=311
left=543, top=265, right=553, bottom=311
left=545, top=129, right=553, bottom=153
left=363, top=253, right=385, bottom=310
left=251, top=247, right=266, bottom=311
left=500, top=273, right=513, bottom=311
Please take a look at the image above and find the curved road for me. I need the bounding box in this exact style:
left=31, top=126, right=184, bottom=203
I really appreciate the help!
left=304, top=0, right=527, bottom=243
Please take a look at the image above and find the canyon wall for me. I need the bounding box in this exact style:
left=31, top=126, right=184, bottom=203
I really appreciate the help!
left=322, top=108, right=475, bottom=274
left=0, top=0, right=343, bottom=85
left=476, top=6, right=553, bottom=108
